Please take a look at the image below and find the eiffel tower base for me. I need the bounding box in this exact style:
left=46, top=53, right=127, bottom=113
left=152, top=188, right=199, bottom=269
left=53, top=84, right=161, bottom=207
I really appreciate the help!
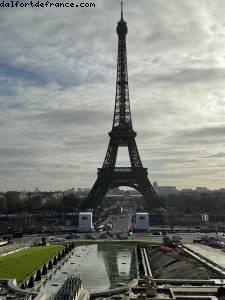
left=82, top=167, right=158, bottom=212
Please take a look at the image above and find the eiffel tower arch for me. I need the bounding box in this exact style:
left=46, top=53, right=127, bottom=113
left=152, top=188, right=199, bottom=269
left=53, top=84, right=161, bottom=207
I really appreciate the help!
left=82, top=2, right=159, bottom=212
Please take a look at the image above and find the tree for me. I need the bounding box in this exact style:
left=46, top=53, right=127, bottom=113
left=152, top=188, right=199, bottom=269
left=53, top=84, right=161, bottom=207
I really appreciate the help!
left=27, top=275, right=34, bottom=288
left=48, top=260, right=53, bottom=270
left=35, top=269, right=42, bottom=281
left=0, top=196, right=6, bottom=213
left=42, top=264, right=48, bottom=275
left=62, top=194, right=81, bottom=212
left=5, top=191, right=24, bottom=213
left=25, top=195, right=42, bottom=213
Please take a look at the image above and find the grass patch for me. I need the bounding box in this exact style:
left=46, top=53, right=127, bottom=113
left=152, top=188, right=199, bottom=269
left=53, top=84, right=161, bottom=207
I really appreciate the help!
left=0, top=245, right=63, bottom=283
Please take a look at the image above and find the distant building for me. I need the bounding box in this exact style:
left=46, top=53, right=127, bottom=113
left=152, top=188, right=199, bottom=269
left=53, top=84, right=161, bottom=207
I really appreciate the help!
left=51, top=192, right=63, bottom=200
left=18, top=192, right=28, bottom=201
left=29, top=191, right=42, bottom=199
left=64, top=188, right=75, bottom=196
left=196, top=187, right=210, bottom=193
left=108, top=187, right=125, bottom=195
left=153, top=182, right=178, bottom=195
left=74, top=188, right=90, bottom=198
left=34, top=187, right=40, bottom=193
left=180, top=189, right=194, bottom=193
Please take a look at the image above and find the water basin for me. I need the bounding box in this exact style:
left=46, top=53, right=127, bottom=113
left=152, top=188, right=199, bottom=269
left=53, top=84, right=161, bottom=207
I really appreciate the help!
left=39, top=243, right=137, bottom=298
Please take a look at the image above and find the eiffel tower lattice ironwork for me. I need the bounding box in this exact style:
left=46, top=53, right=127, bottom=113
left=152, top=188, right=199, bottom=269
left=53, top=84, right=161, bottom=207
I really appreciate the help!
left=83, top=2, right=159, bottom=211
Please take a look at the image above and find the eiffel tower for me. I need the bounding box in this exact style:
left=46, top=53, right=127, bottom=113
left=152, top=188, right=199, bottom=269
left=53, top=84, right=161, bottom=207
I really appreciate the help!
left=83, top=2, right=158, bottom=211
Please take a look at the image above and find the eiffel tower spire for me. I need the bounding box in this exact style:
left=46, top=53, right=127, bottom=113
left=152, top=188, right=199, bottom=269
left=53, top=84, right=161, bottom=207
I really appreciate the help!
left=82, top=3, right=159, bottom=212
left=113, top=0, right=131, bottom=129
left=121, top=1, right=124, bottom=20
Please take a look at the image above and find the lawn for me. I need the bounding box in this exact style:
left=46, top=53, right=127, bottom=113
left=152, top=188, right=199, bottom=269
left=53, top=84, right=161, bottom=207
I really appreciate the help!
left=0, top=245, right=63, bottom=283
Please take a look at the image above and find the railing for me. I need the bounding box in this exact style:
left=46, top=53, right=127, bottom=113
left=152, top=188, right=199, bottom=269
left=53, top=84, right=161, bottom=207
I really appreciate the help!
left=114, top=168, right=133, bottom=172
left=98, top=167, right=147, bottom=173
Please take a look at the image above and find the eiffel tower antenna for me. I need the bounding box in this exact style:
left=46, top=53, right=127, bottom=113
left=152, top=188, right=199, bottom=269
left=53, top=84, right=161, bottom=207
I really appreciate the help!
left=82, top=2, right=159, bottom=212
left=121, top=1, right=124, bottom=20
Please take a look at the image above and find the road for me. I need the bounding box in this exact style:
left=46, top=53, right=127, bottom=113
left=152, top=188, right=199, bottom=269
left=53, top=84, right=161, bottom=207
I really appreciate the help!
left=112, top=215, right=131, bottom=232
left=1, top=215, right=224, bottom=254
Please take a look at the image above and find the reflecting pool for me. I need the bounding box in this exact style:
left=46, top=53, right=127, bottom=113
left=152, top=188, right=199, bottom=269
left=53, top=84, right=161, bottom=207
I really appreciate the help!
left=39, top=243, right=137, bottom=298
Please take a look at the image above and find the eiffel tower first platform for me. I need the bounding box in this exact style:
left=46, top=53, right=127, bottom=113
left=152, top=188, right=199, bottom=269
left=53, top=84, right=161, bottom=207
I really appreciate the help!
left=82, top=2, right=159, bottom=211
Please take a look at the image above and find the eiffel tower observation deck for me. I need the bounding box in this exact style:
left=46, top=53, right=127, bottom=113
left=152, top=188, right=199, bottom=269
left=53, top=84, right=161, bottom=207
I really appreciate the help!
left=82, top=2, right=159, bottom=212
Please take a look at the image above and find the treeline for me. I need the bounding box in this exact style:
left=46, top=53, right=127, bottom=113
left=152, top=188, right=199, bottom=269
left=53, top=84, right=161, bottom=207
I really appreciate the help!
left=160, top=192, right=225, bottom=215
left=101, top=192, right=225, bottom=215
left=1, top=191, right=225, bottom=215
left=0, top=192, right=82, bottom=214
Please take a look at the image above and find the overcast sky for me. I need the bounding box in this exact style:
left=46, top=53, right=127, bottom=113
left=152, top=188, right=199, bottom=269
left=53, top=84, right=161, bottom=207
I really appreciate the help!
left=0, top=0, right=225, bottom=191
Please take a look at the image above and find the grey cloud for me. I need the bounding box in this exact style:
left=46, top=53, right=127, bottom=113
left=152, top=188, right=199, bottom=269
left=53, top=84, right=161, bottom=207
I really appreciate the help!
left=207, top=152, right=225, bottom=158
left=177, top=125, right=225, bottom=139
left=151, top=68, right=225, bottom=85
left=0, top=1, right=115, bottom=88
left=143, top=158, right=198, bottom=171
left=0, top=147, right=43, bottom=158
left=161, top=126, right=225, bottom=149
left=31, top=109, right=112, bottom=126
left=64, top=134, right=107, bottom=149
left=0, top=159, right=79, bottom=171
left=1, top=0, right=225, bottom=190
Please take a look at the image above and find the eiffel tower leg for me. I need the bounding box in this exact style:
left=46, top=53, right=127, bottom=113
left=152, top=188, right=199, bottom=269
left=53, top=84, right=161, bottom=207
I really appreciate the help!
left=82, top=174, right=110, bottom=210
left=128, top=138, right=143, bottom=168
left=137, top=176, right=159, bottom=210
left=102, top=139, right=118, bottom=168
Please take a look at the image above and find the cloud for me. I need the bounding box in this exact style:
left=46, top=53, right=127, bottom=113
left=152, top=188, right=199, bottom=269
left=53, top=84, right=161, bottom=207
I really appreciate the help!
left=151, top=67, right=225, bottom=85
left=207, top=152, right=225, bottom=158
left=32, top=109, right=112, bottom=126
left=179, top=125, right=225, bottom=138
left=0, top=0, right=225, bottom=190
left=0, top=147, right=43, bottom=158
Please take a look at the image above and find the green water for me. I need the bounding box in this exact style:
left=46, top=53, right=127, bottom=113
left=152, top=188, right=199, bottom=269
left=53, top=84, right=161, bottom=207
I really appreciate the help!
left=39, top=243, right=137, bottom=297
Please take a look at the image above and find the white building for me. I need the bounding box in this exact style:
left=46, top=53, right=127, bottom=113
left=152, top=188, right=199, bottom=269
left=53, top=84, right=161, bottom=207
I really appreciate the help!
left=79, top=212, right=93, bottom=232
left=135, top=212, right=149, bottom=231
